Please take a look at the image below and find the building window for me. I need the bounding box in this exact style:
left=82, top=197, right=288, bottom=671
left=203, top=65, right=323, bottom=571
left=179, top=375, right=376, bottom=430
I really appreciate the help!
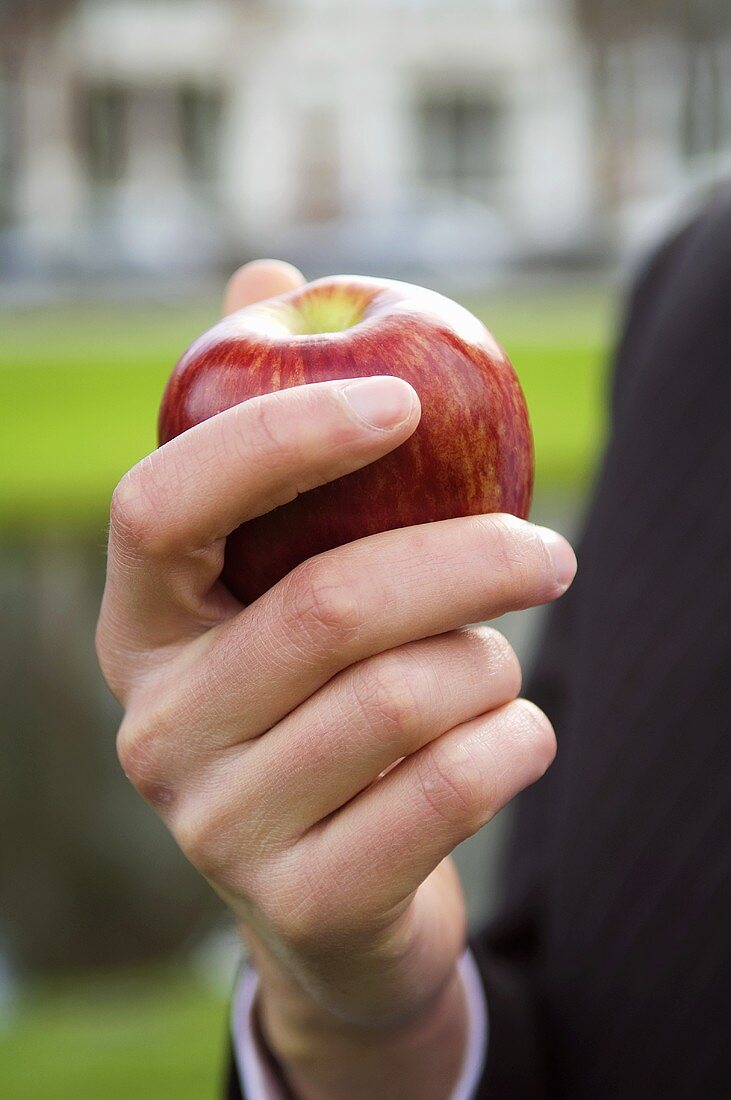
left=417, top=91, right=503, bottom=201
left=82, top=84, right=128, bottom=185
left=179, top=85, right=222, bottom=185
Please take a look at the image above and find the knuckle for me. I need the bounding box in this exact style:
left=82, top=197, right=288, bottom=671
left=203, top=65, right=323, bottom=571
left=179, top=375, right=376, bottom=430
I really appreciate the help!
left=174, top=810, right=219, bottom=879
left=173, top=800, right=237, bottom=884
left=285, top=556, right=362, bottom=650
left=172, top=765, right=270, bottom=891
left=110, top=463, right=171, bottom=560
left=232, top=394, right=296, bottom=468
left=230, top=393, right=290, bottom=470
left=350, top=655, right=423, bottom=745
left=485, top=514, right=536, bottom=591
left=116, top=710, right=175, bottom=808
left=414, top=740, right=483, bottom=831
left=110, top=470, right=147, bottom=536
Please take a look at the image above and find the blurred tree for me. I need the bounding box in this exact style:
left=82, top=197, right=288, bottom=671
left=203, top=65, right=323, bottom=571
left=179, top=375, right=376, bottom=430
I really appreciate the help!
left=0, top=541, right=221, bottom=977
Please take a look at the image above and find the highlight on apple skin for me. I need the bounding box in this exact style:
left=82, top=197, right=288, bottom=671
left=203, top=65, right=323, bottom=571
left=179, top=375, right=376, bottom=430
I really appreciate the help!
left=158, top=275, right=535, bottom=605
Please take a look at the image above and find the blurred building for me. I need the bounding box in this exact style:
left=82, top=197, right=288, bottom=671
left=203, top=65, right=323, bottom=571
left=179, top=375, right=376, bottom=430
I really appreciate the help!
left=0, top=0, right=730, bottom=278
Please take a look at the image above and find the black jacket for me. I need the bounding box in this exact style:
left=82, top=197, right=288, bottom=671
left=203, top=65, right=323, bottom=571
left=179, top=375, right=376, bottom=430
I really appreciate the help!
left=229, top=193, right=731, bottom=1099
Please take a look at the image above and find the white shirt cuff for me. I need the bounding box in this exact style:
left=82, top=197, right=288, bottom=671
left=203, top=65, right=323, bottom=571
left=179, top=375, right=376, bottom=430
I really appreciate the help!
left=231, top=947, right=489, bottom=1100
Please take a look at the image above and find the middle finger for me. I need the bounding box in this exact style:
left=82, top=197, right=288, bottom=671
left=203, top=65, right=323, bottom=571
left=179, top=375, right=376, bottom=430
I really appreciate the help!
left=163, top=513, right=572, bottom=754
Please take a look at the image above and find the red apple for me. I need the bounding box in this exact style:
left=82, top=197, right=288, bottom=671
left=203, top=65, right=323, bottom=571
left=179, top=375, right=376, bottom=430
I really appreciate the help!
left=158, top=276, right=534, bottom=604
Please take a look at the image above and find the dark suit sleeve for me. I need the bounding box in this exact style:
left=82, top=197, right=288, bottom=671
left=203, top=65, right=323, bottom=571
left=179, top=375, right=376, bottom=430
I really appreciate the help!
left=470, top=186, right=731, bottom=1100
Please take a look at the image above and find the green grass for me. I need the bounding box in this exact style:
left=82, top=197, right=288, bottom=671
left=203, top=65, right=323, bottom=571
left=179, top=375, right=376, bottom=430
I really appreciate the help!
left=0, top=968, right=228, bottom=1100
left=0, top=289, right=614, bottom=532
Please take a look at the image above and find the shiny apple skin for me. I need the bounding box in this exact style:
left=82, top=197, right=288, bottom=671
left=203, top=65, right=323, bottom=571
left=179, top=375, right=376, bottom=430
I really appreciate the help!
left=158, top=277, right=534, bottom=605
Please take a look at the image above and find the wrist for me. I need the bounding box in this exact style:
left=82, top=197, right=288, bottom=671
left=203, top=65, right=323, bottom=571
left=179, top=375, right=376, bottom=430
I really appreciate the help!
left=261, top=958, right=466, bottom=1053
left=253, top=953, right=468, bottom=1100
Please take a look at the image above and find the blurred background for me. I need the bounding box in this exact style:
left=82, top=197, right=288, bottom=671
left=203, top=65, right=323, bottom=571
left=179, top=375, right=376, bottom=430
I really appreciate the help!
left=1, top=0, right=729, bottom=1096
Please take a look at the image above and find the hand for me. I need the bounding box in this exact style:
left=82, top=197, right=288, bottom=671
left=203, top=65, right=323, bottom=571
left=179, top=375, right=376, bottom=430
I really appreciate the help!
left=96, top=260, right=577, bottom=1100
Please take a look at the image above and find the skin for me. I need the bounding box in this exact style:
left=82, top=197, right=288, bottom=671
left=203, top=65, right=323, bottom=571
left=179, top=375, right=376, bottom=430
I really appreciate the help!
left=96, top=259, right=577, bottom=1100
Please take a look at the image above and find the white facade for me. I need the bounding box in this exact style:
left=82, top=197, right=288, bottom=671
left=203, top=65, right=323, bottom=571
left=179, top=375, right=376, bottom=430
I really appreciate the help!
left=2, top=0, right=729, bottom=275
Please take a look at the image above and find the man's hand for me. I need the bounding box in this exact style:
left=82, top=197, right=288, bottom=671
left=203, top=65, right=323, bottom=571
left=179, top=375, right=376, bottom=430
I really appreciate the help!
left=96, top=260, right=576, bottom=1100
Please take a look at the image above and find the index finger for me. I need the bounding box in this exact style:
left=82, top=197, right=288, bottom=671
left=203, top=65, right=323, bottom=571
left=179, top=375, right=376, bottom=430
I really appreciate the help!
left=99, top=375, right=420, bottom=667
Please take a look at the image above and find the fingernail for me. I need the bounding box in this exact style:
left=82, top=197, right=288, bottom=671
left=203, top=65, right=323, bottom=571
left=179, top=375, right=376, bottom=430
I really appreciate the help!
left=535, top=526, right=577, bottom=590
left=341, top=377, right=417, bottom=431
